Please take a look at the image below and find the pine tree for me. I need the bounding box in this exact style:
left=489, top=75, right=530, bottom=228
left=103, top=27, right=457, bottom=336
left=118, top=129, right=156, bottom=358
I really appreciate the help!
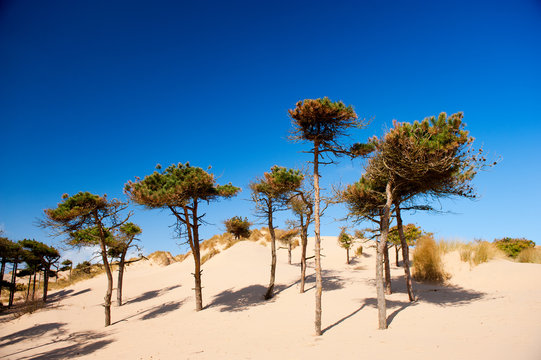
left=125, top=163, right=239, bottom=311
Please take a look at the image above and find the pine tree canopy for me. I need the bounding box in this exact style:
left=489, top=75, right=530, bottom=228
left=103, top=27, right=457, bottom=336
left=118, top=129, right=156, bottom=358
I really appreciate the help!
left=125, top=162, right=240, bottom=208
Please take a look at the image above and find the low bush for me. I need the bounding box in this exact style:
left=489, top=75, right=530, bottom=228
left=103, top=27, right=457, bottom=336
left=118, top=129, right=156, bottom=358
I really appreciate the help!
left=355, top=246, right=363, bottom=256
left=412, top=235, right=449, bottom=282
left=493, top=237, right=535, bottom=258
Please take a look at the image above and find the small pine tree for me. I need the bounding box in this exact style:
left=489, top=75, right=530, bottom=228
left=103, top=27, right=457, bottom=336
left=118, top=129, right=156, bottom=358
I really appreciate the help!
left=224, top=216, right=251, bottom=240
left=338, top=229, right=354, bottom=264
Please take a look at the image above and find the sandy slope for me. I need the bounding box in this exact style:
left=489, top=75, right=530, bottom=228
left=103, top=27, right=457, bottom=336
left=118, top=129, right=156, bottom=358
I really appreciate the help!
left=1, top=237, right=540, bottom=360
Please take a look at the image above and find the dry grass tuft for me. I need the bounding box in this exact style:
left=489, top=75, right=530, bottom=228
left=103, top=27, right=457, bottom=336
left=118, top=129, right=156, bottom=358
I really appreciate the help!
left=249, top=228, right=263, bottom=241
left=413, top=235, right=449, bottom=282
left=517, top=247, right=541, bottom=264
left=355, top=245, right=363, bottom=256
left=201, top=248, right=220, bottom=264
left=174, top=252, right=191, bottom=262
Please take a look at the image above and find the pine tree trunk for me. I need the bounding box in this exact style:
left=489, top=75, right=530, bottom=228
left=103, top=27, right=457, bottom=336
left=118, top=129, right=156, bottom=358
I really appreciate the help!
left=346, top=248, right=350, bottom=264
left=192, top=202, right=203, bottom=311
left=9, top=262, right=18, bottom=308
left=313, top=144, right=323, bottom=336
left=99, top=244, right=113, bottom=326
left=31, top=271, right=37, bottom=300
left=396, top=205, right=415, bottom=301
left=26, top=271, right=31, bottom=301
left=42, top=266, right=49, bottom=302
left=384, top=242, right=392, bottom=295
left=376, top=181, right=393, bottom=330
left=288, top=242, right=292, bottom=265
left=117, top=252, right=126, bottom=306
left=300, top=220, right=308, bottom=293
left=265, top=207, right=277, bottom=300
left=395, top=245, right=400, bottom=266
left=0, top=259, right=5, bottom=302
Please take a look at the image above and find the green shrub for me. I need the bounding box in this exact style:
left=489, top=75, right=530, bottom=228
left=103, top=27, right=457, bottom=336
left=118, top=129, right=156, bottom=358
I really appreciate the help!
left=413, top=235, right=449, bottom=282
left=355, top=246, right=363, bottom=256
left=493, top=237, right=535, bottom=258
left=516, top=247, right=541, bottom=264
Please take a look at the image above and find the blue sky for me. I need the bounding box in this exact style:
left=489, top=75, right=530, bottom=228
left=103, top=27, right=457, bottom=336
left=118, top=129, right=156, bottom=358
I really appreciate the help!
left=1, top=0, right=540, bottom=261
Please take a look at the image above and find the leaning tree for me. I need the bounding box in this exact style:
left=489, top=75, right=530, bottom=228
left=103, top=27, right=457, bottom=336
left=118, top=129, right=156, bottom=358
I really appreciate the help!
left=43, top=192, right=131, bottom=326
left=288, top=97, right=372, bottom=335
left=125, top=163, right=239, bottom=311
left=251, top=165, right=303, bottom=300
left=108, top=222, right=142, bottom=306
left=345, top=112, right=489, bottom=329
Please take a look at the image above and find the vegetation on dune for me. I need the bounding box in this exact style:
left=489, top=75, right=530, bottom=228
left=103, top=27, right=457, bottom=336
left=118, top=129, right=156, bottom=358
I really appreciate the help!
left=516, top=247, right=541, bottom=264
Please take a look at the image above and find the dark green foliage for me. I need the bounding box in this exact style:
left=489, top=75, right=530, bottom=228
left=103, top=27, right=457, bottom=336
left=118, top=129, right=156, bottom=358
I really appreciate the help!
left=60, top=259, right=72, bottom=272
left=493, top=237, right=535, bottom=258
left=75, top=261, right=92, bottom=274
left=388, top=224, right=423, bottom=246
left=125, top=162, right=239, bottom=209
left=289, top=97, right=359, bottom=148
left=224, top=216, right=251, bottom=240
left=251, top=166, right=304, bottom=199
left=338, top=229, right=354, bottom=250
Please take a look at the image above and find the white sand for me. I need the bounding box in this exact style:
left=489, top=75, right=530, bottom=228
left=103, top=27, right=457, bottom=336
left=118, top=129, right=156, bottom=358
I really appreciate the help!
left=1, top=236, right=540, bottom=359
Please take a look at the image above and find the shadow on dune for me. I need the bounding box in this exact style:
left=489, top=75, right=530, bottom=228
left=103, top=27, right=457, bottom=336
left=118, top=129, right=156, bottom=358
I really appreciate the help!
left=0, top=322, right=67, bottom=347
left=124, top=284, right=181, bottom=305
left=141, top=300, right=186, bottom=320
left=303, top=270, right=347, bottom=292
left=387, top=275, right=487, bottom=306
left=323, top=305, right=366, bottom=334
left=208, top=285, right=272, bottom=312
left=3, top=329, right=113, bottom=360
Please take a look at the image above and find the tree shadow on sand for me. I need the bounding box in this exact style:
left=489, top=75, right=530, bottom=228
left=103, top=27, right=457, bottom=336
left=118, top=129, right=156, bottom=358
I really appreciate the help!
left=0, top=322, right=67, bottom=347
left=141, top=300, right=186, bottom=320
left=47, top=288, right=92, bottom=302
left=207, top=285, right=272, bottom=312
left=303, top=270, right=347, bottom=292
left=124, top=284, right=181, bottom=305
left=2, top=329, right=113, bottom=360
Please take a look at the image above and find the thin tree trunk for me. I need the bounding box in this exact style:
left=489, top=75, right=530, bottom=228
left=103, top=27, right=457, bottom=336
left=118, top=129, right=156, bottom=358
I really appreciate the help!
left=346, top=248, right=350, bottom=264
left=384, top=242, right=392, bottom=295
left=26, top=271, right=31, bottom=301
left=0, top=259, right=5, bottom=302
left=313, top=144, right=323, bottom=336
left=9, top=262, right=18, bottom=308
left=376, top=181, right=393, bottom=330
left=42, top=266, right=49, bottom=302
left=96, top=212, right=113, bottom=327
left=288, top=242, right=292, bottom=265
left=396, top=205, right=415, bottom=301
left=99, top=244, right=113, bottom=326
left=265, top=205, right=277, bottom=300
left=300, top=219, right=308, bottom=293
left=395, top=245, right=400, bottom=266
left=31, top=271, right=37, bottom=300
left=192, top=202, right=203, bottom=311
left=117, top=252, right=126, bottom=306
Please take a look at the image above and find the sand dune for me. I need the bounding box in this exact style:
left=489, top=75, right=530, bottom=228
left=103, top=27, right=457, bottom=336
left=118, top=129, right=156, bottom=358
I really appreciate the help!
left=1, top=237, right=540, bottom=359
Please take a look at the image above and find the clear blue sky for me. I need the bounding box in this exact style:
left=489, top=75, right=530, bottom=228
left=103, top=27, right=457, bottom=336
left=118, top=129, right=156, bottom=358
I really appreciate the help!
left=1, top=0, right=540, bottom=261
